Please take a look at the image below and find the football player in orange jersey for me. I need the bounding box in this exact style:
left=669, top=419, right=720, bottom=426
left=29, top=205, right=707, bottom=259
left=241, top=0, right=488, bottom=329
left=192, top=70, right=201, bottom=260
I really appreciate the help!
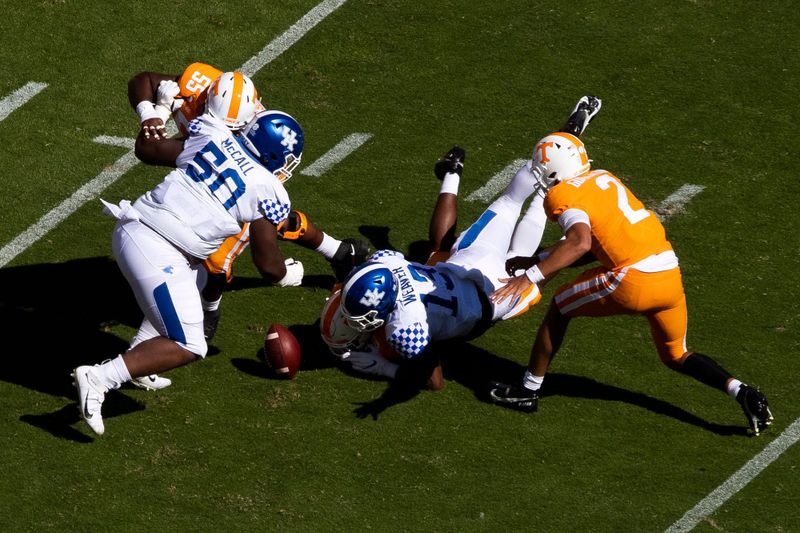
left=487, top=133, right=773, bottom=435
left=127, top=64, right=368, bottom=341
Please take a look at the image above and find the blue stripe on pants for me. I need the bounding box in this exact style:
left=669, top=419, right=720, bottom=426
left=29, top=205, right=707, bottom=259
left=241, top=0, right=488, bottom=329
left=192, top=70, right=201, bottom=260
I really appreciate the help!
left=456, top=210, right=497, bottom=251
left=153, top=282, right=186, bottom=344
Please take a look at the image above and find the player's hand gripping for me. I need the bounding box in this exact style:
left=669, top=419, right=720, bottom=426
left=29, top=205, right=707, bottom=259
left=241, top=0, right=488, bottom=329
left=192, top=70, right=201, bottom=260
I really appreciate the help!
left=490, top=274, right=534, bottom=306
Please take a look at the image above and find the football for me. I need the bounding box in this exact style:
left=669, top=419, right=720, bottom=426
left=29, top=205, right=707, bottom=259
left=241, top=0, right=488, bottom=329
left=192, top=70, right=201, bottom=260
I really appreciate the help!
left=264, top=323, right=301, bottom=379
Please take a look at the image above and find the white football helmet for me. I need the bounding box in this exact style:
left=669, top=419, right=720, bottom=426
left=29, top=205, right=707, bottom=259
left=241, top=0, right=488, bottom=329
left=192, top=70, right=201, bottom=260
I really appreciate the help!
left=531, top=132, right=591, bottom=190
left=206, top=71, right=259, bottom=130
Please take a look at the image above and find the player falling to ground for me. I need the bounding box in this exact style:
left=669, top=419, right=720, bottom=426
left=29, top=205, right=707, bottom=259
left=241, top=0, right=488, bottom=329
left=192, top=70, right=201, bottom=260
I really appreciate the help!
left=70, top=73, right=349, bottom=436
left=487, top=132, right=774, bottom=436
left=128, top=63, right=368, bottom=344
left=321, top=97, right=603, bottom=390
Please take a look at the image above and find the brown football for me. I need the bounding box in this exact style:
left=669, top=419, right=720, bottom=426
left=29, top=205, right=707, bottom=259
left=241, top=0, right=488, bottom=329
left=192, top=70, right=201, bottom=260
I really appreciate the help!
left=264, top=323, right=301, bottom=379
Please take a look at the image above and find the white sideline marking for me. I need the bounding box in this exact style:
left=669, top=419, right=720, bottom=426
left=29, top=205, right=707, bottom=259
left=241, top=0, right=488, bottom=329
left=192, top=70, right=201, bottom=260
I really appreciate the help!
left=0, top=0, right=345, bottom=268
left=665, top=416, right=800, bottom=532
left=240, top=0, right=348, bottom=77
left=655, top=184, right=706, bottom=221
left=466, top=159, right=528, bottom=203
left=301, top=133, right=372, bottom=176
left=0, top=82, right=48, bottom=122
left=0, top=149, right=141, bottom=268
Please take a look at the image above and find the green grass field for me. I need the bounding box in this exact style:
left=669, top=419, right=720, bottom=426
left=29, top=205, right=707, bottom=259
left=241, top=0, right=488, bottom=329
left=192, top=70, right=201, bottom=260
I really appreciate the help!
left=1, top=1, right=798, bottom=531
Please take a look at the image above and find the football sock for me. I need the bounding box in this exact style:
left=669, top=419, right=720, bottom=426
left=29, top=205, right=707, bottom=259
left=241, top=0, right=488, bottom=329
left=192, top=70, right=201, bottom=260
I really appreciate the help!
left=315, top=233, right=342, bottom=259
left=95, top=355, right=131, bottom=389
left=440, top=172, right=460, bottom=195
left=679, top=352, right=731, bottom=391
left=201, top=295, right=221, bottom=312
left=726, top=378, right=743, bottom=399
left=523, top=370, right=544, bottom=392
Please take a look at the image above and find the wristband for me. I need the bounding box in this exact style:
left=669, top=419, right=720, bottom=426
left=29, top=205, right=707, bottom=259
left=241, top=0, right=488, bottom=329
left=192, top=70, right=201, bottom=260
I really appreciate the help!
left=524, top=265, right=545, bottom=284
left=135, top=100, right=159, bottom=124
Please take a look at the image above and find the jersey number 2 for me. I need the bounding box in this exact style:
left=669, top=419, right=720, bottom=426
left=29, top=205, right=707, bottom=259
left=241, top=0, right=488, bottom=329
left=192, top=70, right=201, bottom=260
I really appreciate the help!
left=595, top=174, right=650, bottom=224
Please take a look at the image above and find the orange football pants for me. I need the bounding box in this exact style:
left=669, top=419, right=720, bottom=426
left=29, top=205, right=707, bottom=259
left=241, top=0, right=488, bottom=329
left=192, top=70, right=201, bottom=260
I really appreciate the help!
left=553, top=266, right=688, bottom=364
left=202, top=223, right=251, bottom=282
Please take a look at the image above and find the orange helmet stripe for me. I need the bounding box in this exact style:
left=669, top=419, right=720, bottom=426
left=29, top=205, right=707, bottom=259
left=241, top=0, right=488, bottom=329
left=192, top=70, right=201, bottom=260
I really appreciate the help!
left=226, top=72, right=244, bottom=124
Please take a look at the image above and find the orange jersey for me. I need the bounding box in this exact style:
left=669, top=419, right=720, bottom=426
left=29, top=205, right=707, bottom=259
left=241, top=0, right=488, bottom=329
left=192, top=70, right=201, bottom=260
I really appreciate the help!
left=544, top=169, right=672, bottom=270
left=174, top=62, right=223, bottom=136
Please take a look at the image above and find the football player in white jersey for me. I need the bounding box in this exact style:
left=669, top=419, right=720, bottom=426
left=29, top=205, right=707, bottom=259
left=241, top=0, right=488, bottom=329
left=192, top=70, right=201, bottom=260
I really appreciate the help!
left=321, top=97, right=603, bottom=391
left=71, top=93, right=322, bottom=435
left=126, top=67, right=368, bottom=390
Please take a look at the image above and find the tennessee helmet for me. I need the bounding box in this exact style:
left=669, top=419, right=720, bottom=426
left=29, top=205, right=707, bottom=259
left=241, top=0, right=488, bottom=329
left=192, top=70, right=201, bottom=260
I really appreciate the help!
left=531, top=132, right=591, bottom=190
left=206, top=71, right=259, bottom=130
left=340, top=263, right=398, bottom=333
left=240, top=110, right=304, bottom=182
left=320, top=289, right=371, bottom=356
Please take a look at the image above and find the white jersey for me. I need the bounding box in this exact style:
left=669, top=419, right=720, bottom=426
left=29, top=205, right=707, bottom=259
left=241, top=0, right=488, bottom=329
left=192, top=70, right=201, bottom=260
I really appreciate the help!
left=368, top=250, right=488, bottom=359
left=133, top=114, right=291, bottom=259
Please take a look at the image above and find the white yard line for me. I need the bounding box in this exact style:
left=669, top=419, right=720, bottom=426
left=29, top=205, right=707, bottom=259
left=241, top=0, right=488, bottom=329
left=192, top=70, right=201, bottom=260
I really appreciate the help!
left=300, top=133, right=372, bottom=176
left=665, top=416, right=800, bottom=532
left=0, top=82, right=48, bottom=122
left=0, top=0, right=346, bottom=268
left=655, top=184, right=706, bottom=221
left=0, top=149, right=141, bottom=267
left=239, top=0, right=348, bottom=77
left=466, top=159, right=528, bottom=203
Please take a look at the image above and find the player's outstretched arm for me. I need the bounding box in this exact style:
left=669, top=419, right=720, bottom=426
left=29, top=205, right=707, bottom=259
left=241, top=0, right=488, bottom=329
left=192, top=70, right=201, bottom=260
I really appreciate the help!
left=250, top=218, right=304, bottom=287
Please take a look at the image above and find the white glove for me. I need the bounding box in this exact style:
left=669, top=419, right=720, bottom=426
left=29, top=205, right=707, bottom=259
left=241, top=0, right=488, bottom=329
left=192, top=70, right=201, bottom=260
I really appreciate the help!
left=156, top=80, right=182, bottom=112
left=344, top=344, right=399, bottom=379
left=275, top=258, right=304, bottom=287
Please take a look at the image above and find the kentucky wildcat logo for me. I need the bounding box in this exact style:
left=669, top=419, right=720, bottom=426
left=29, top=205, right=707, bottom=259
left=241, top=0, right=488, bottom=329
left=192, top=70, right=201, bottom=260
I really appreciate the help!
left=359, top=286, right=385, bottom=308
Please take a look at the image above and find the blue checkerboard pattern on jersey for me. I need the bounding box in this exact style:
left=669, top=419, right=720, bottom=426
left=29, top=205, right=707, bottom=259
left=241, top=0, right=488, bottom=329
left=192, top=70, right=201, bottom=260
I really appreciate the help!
left=369, top=249, right=403, bottom=261
left=388, top=322, right=431, bottom=358
left=261, top=198, right=291, bottom=226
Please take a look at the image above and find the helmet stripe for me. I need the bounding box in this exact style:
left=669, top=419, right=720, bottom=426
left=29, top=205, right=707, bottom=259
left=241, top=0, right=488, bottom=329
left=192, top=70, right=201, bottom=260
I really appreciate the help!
left=227, top=72, right=244, bottom=124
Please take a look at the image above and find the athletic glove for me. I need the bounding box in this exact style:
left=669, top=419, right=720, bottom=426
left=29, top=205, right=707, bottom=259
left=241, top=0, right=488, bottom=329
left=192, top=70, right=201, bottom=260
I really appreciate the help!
left=275, top=258, right=304, bottom=287
left=345, top=345, right=399, bottom=379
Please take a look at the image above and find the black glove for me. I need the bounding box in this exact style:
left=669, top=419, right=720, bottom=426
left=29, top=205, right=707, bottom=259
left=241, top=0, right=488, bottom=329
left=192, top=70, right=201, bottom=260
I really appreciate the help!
left=331, top=238, right=371, bottom=281
left=434, top=146, right=466, bottom=180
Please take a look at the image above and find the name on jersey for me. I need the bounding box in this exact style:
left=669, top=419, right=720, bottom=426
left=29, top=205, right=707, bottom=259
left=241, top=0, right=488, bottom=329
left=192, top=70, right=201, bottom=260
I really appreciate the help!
left=391, top=266, right=417, bottom=306
left=221, top=139, right=255, bottom=176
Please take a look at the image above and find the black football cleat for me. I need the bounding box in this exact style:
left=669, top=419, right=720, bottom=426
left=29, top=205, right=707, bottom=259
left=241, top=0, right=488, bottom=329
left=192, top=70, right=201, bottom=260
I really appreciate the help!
left=487, top=381, right=539, bottom=412
left=736, top=385, right=773, bottom=436
left=204, top=308, right=221, bottom=340
left=434, top=146, right=466, bottom=180
left=561, top=96, right=602, bottom=137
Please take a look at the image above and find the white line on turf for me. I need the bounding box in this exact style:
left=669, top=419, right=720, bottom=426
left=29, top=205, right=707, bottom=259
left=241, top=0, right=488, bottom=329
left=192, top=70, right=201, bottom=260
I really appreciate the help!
left=240, top=0, right=348, bottom=77
left=0, top=0, right=346, bottom=268
left=665, top=416, right=800, bottom=532
left=466, top=159, right=528, bottom=203
left=0, top=82, right=48, bottom=122
left=0, top=149, right=141, bottom=268
left=655, top=184, right=706, bottom=221
left=301, top=133, right=372, bottom=176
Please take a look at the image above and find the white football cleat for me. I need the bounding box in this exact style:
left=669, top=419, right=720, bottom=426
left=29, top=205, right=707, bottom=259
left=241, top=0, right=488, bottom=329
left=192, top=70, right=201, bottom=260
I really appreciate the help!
left=131, top=374, right=172, bottom=391
left=72, top=365, right=108, bottom=436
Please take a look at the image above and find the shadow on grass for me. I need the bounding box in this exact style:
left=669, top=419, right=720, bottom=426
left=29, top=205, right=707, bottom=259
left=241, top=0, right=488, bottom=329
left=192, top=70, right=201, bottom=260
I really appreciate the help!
left=20, top=391, right=146, bottom=442
left=0, top=257, right=139, bottom=399
left=345, top=340, right=745, bottom=435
